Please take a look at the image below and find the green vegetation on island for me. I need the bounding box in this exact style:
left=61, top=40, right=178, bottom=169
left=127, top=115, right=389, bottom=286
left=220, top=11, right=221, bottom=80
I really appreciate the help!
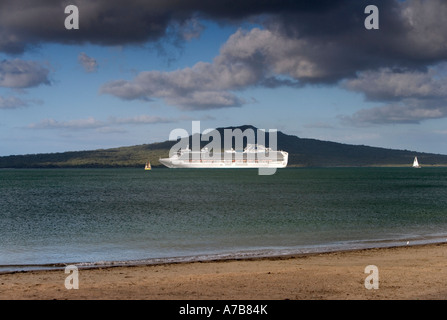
left=1, top=125, right=447, bottom=168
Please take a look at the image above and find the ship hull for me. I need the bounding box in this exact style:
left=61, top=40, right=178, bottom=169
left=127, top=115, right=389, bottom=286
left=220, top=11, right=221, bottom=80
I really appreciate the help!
left=159, top=154, right=288, bottom=169
left=159, top=145, right=288, bottom=169
left=159, top=160, right=287, bottom=168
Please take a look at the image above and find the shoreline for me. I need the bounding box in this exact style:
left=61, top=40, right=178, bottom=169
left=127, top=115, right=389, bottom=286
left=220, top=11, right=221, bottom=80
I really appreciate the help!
left=1, top=242, right=446, bottom=300
left=2, top=236, right=447, bottom=275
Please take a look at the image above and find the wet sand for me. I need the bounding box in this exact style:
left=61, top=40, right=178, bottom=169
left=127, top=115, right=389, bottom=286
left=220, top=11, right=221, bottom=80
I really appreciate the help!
left=0, top=243, right=446, bottom=300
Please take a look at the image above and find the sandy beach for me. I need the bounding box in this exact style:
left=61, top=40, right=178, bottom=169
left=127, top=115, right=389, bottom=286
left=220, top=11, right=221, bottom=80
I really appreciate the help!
left=0, top=243, right=446, bottom=300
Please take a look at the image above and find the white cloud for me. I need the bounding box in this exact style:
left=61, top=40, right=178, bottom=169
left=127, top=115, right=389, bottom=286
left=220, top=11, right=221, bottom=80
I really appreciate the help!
left=304, top=122, right=336, bottom=129
left=343, top=66, right=447, bottom=101
left=111, top=115, right=179, bottom=125
left=28, top=117, right=104, bottom=130
left=178, top=18, right=204, bottom=41
left=0, top=59, right=50, bottom=88
left=0, top=95, right=28, bottom=109
left=100, top=28, right=305, bottom=110
left=78, top=53, right=98, bottom=73
left=28, top=115, right=178, bottom=130
left=341, top=64, right=447, bottom=125
left=340, top=99, right=447, bottom=125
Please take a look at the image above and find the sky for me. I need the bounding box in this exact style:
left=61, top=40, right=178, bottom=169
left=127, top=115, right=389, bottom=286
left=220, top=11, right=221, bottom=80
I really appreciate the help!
left=1, top=0, right=447, bottom=156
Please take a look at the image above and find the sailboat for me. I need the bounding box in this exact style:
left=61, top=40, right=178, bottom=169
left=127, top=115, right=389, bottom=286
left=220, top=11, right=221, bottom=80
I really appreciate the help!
left=145, top=161, right=151, bottom=171
left=412, top=156, right=421, bottom=168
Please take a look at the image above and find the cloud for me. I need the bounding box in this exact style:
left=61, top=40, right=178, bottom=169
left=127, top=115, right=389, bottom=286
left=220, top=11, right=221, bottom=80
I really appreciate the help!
left=0, top=0, right=306, bottom=54
left=341, top=98, right=447, bottom=125
left=0, top=95, right=28, bottom=109
left=0, top=59, right=50, bottom=88
left=110, top=115, right=180, bottom=125
left=28, top=115, right=178, bottom=130
left=304, top=122, right=336, bottom=129
left=177, top=18, right=205, bottom=41
left=258, top=0, right=447, bottom=83
left=5, top=0, right=447, bottom=124
left=0, top=96, right=43, bottom=110
left=0, top=0, right=417, bottom=60
left=341, top=64, right=447, bottom=125
left=2, top=1, right=447, bottom=76
left=100, top=0, right=447, bottom=113
left=99, top=56, right=251, bottom=110
left=28, top=117, right=104, bottom=130
left=3, top=1, right=447, bottom=81
left=343, top=67, right=447, bottom=102
left=78, top=52, right=98, bottom=73
left=100, top=27, right=303, bottom=109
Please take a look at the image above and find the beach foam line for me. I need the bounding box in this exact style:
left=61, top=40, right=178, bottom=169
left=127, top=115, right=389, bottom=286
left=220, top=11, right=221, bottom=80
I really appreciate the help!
left=1, top=235, right=446, bottom=274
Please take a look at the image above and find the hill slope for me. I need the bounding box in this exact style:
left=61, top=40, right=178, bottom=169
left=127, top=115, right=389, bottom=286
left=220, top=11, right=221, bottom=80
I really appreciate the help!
left=1, top=125, right=446, bottom=168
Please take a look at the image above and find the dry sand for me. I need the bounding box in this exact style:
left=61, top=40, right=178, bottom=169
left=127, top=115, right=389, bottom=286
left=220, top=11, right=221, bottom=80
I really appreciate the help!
left=0, top=243, right=446, bottom=300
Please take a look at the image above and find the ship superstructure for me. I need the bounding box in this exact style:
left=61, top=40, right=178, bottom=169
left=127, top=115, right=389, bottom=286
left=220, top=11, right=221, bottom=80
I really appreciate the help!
left=159, top=144, right=288, bottom=169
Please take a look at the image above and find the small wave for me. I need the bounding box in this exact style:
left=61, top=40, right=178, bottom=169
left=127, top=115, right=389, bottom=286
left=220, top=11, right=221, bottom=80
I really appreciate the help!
left=1, top=236, right=446, bottom=274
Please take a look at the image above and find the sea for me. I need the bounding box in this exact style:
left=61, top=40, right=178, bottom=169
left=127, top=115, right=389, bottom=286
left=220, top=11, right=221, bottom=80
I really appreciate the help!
left=1, top=167, right=447, bottom=273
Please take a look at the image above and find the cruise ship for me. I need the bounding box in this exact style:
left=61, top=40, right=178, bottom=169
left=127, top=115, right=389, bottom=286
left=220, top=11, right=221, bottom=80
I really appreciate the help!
left=159, top=144, right=288, bottom=169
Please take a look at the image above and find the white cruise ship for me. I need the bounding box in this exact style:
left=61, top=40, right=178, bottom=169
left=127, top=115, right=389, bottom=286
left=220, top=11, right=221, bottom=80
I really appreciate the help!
left=159, top=144, right=288, bottom=169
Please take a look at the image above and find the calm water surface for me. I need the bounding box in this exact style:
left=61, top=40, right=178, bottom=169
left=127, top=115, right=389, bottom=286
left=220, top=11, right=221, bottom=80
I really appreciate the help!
left=1, top=167, right=447, bottom=271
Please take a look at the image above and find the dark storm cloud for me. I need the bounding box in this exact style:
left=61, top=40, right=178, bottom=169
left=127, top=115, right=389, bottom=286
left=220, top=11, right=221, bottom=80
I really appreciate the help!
left=4, top=0, right=447, bottom=123
left=262, top=0, right=447, bottom=83
left=102, top=0, right=447, bottom=111
left=3, top=0, right=445, bottom=75
left=3, top=1, right=447, bottom=74
left=0, top=0, right=341, bottom=54
left=96, top=0, right=447, bottom=112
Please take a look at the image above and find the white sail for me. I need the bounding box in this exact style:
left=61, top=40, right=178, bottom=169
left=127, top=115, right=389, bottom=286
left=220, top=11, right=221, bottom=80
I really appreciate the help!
left=412, top=156, right=421, bottom=168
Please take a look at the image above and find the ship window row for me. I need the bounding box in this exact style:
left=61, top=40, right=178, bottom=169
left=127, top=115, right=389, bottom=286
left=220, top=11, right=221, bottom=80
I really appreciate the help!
left=177, top=153, right=284, bottom=161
